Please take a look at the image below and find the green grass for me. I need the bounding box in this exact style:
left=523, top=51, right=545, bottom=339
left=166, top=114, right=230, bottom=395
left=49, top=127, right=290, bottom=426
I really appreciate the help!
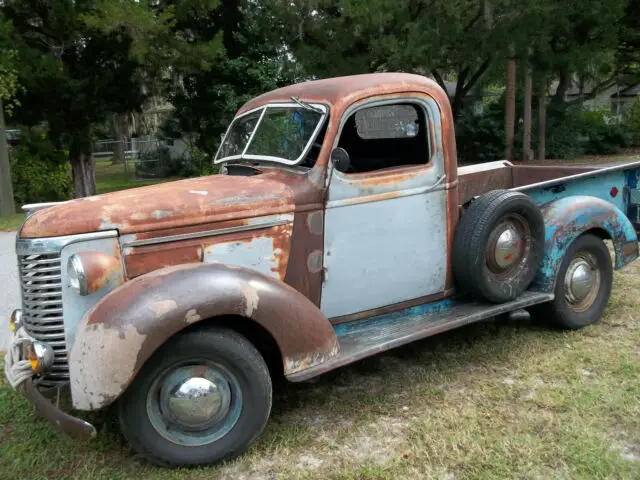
left=0, top=213, right=25, bottom=231
left=2, top=259, right=640, bottom=479
left=94, top=159, right=182, bottom=195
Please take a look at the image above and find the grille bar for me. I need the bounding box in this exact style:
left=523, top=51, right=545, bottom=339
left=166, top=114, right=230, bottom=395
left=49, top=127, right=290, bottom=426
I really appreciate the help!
left=18, top=250, right=69, bottom=384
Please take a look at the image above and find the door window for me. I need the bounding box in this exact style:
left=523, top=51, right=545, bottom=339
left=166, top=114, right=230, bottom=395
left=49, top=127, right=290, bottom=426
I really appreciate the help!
left=336, top=102, right=430, bottom=174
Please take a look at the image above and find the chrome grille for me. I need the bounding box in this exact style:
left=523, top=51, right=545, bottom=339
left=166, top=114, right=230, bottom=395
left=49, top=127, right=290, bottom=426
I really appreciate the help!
left=19, top=252, right=69, bottom=385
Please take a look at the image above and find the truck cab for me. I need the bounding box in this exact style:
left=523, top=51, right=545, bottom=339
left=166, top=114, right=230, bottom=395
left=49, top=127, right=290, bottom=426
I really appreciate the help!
left=5, top=73, right=640, bottom=467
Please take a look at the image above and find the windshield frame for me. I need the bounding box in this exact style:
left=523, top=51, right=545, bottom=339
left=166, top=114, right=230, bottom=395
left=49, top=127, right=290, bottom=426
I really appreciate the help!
left=214, top=102, right=329, bottom=166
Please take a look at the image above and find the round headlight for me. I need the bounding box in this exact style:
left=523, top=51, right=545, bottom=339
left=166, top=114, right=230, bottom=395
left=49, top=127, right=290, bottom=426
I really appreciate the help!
left=68, top=254, right=89, bottom=295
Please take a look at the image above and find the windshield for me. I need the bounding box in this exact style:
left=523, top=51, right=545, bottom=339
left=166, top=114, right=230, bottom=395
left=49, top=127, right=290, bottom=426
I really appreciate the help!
left=214, top=103, right=327, bottom=165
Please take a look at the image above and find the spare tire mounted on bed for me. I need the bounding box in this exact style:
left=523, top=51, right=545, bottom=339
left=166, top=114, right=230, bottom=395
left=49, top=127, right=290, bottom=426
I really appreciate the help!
left=453, top=190, right=545, bottom=303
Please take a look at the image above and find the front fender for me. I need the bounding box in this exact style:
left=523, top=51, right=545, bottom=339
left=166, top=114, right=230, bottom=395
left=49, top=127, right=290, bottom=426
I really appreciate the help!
left=534, top=195, right=639, bottom=292
left=68, top=263, right=339, bottom=410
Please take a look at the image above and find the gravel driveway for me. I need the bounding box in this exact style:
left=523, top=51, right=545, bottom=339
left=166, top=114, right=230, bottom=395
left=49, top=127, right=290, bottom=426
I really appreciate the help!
left=0, top=232, right=18, bottom=352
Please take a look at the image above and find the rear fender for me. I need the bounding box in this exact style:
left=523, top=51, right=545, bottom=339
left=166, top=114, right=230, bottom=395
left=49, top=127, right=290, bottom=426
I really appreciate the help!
left=534, top=195, right=638, bottom=292
left=68, top=263, right=339, bottom=410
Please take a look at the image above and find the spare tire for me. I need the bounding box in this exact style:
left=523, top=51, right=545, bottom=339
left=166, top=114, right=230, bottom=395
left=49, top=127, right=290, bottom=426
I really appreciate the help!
left=453, top=189, right=545, bottom=303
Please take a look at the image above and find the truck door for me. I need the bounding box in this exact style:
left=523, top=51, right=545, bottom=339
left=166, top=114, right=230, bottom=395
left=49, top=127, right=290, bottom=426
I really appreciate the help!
left=321, top=97, right=449, bottom=319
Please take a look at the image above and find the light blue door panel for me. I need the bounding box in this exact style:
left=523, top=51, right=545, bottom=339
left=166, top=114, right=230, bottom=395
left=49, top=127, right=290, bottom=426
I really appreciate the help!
left=321, top=186, right=447, bottom=318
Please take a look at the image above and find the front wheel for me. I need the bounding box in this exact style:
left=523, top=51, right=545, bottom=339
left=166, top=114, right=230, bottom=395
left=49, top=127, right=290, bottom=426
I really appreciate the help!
left=118, top=327, right=272, bottom=467
left=540, top=233, right=613, bottom=329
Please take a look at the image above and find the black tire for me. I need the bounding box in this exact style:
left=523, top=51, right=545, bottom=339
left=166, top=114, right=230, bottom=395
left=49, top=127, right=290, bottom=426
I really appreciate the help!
left=118, top=327, right=272, bottom=467
left=453, top=190, right=545, bottom=303
left=538, top=233, right=613, bottom=329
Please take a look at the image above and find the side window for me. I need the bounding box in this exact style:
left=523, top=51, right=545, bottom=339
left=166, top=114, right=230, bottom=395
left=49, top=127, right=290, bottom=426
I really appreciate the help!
left=337, top=102, right=429, bottom=174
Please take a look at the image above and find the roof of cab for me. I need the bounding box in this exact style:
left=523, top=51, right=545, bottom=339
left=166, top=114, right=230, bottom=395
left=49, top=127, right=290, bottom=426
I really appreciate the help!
left=237, top=72, right=446, bottom=115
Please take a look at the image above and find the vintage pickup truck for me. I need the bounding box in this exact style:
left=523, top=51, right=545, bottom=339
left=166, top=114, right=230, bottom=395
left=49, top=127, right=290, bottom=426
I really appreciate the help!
left=5, top=73, right=640, bottom=467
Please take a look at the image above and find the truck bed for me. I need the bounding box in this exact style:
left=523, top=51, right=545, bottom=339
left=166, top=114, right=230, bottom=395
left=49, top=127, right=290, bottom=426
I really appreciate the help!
left=457, top=160, right=640, bottom=205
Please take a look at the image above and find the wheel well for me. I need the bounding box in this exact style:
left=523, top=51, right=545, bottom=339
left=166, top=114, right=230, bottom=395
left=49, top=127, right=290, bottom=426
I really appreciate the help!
left=584, top=227, right=612, bottom=241
left=185, top=315, right=285, bottom=381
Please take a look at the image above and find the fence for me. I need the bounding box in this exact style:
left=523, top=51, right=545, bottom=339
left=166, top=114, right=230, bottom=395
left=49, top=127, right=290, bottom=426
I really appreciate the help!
left=93, top=136, right=191, bottom=179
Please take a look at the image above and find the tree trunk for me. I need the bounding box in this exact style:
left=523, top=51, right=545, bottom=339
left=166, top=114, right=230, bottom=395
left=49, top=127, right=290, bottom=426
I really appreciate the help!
left=552, top=66, right=569, bottom=106
left=112, top=113, right=125, bottom=165
left=505, top=48, right=516, bottom=161
left=0, top=99, right=16, bottom=215
left=523, top=66, right=533, bottom=161
left=538, top=78, right=547, bottom=161
left=70, top=143, right=96, bottom=198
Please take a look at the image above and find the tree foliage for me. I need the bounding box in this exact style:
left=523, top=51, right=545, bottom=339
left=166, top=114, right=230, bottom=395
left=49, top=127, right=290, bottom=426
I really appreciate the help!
left=161, top=0, right=298, bottom=155
left=2, top=0, right=223, bottom=197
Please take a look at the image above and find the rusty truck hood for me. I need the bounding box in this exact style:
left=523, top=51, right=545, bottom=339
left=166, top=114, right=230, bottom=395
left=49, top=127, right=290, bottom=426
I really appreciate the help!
left=20, top=169, right=320, bottom=238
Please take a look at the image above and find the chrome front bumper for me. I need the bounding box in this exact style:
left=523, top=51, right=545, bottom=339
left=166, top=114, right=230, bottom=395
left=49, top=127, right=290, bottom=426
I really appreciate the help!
left=4, top=324, right=96, bottom=440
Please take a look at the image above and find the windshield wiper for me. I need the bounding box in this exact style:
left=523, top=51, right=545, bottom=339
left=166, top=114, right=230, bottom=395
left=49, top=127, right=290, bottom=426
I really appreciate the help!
left=290, top=96, right=323, bottom=114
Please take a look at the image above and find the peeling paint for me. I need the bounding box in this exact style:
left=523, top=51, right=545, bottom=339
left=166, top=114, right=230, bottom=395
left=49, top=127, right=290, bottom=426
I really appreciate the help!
left=150, top=299, right=178, bottom=318
left=185, top=309, right=202, bottom=324
left=152, top=210, right=174, bottom=219
left=533, top=195, right=639, bottom=292
left=240, top=283, right=260, bottom=316
left=69, top=323, right=147, bottom=410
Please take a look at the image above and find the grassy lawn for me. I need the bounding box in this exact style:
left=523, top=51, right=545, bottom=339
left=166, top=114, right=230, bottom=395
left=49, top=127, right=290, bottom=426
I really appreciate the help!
left=0, top=213, right=25, bottom=232
left=94, top=159, right=182, bottom=195
left=1, top=253, right=639, bottom=479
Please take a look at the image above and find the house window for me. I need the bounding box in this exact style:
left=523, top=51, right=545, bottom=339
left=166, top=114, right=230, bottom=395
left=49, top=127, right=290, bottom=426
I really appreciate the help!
left=337, top=103, right=430, bottom=174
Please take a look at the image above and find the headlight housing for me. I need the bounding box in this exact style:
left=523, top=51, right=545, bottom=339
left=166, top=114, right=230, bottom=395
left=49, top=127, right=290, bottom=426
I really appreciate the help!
left=66, top=251, right=122, bottom=296
left=68, top=254, right=89, bottom=295
left=9, top=309, right=22, bottom=333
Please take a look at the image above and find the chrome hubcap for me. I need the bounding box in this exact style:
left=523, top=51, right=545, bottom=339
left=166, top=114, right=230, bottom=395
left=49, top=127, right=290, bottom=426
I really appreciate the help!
left=163, top=373, right=230, bottom=429
left=494, top=226, right=522, bottom=269
left=147, top=363, right=242, bottom=446
left=564, top=253, right=600, bottom=311
left=486, top=216, right=528, bottom=275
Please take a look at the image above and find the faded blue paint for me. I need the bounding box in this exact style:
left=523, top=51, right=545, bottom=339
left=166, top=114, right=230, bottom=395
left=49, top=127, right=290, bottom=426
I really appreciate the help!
left=624, top=168, right=640, bottom=212
left=322, top=95, right=448, bottom=318
left=525, top=170, right=627, bottom=211
left=532, top=195, right=638, bottom=292
left=334, top=298, right=455, bottom=337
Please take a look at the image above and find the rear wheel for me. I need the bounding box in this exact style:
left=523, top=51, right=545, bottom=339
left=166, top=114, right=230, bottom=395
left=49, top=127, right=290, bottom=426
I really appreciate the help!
left=539, top=233, right=613, bottom=329
left=453, top=190, right=545, bottom=303
left=118, top=327, right=272, bottom=467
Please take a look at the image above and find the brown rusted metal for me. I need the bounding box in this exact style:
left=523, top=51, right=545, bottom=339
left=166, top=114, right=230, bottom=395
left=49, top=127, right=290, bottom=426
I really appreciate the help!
left=329, top=288, right=456, bottom=324
left=124, top=221, right=293, bottom=281
left=125, top=244, right=204, bottom=279
left=20, top=168, right=324, bottom=238
left=457, top=164, right=600, bottom=206
left=21, top=379, right=96, bottom=439
left=512, top=165, right=597, bottom=187
left=74, top=251, right=122, bottom=294
left=284, top=210, right=324, bottom=306
left=69, top=263, right=338, bottom=410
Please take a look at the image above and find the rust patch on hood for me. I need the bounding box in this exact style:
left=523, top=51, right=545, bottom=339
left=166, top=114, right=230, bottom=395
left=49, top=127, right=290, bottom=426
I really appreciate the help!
left=20, top=168, right=323, bottom=238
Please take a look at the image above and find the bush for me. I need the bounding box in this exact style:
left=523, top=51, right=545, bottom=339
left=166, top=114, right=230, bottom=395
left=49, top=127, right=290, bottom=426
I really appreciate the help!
left=578, top=108, right=628, bottom=155
left=9, top=127, right=73, bottom=206
left=455, top=102, right=505, bottom=164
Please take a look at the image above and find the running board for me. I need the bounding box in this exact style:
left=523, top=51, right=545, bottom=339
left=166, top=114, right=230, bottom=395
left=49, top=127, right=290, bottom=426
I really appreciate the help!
left=288, top=291, right=554, bottom=382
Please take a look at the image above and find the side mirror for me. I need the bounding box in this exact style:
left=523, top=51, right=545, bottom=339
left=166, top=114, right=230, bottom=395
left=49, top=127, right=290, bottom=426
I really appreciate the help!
left=330, top=147, right=351, bottom=173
